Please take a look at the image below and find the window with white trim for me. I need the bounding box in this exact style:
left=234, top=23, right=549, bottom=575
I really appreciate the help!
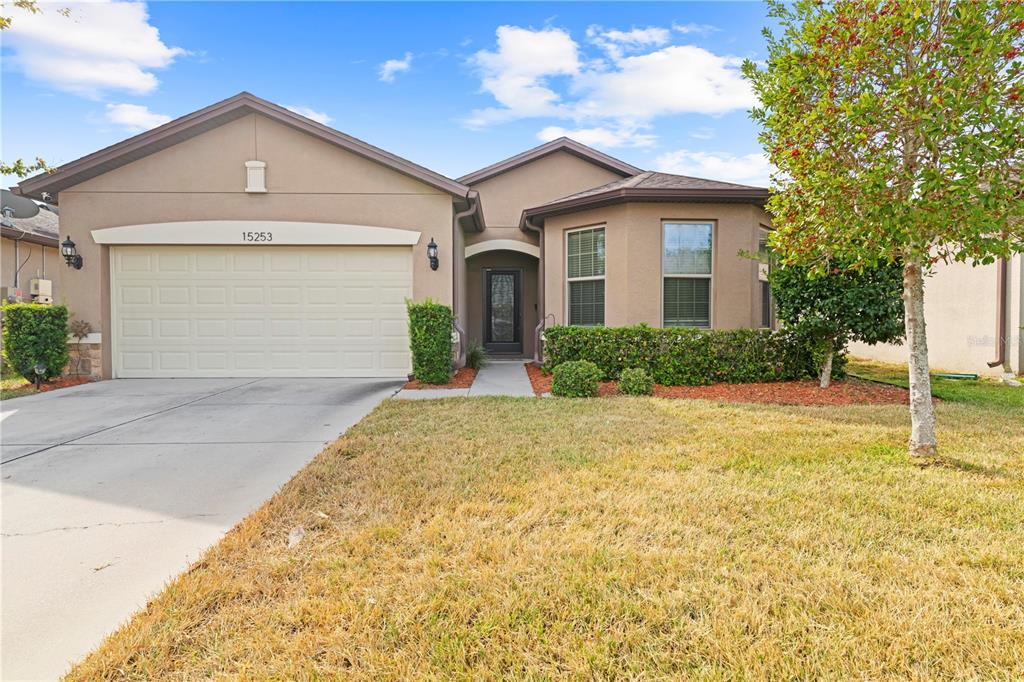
left=663, top=222, right=712, bottom=327
left=566, top=226, right=605, bottom=326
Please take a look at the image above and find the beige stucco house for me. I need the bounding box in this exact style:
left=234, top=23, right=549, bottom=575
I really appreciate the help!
left=16, top=92, right=773, bottom=379
left=850, top=256, right=1022, bottom=377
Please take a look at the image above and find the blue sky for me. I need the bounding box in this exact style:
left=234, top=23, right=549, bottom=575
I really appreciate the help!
left=1, top=1, right=775, bottom=189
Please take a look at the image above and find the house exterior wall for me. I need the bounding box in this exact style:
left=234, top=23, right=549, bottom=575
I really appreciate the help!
left=465, top=251, right=539, bottom=358
left=849, top=254, right=1023, bottom=376
left=56, top=113, right=455, bottom=379
left=543, top=202, right=769, bottom=329
left=1, top=237, right=59, bottom=302
left=466, top=151, right=625, bottom=256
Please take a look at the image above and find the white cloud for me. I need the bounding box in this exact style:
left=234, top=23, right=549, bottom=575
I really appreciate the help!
left=4, top=1, right=185, bottom=97
left=691, top=127, right=716, bottom=140
left=573, top=46, right=756, bottom=121
left=465, top=25, right=755, bottom=137
left=672, top=22, right=719, bottom=36
left=379, top=52, right=412, bottom=83
left=285, top=105, right=332, bottom=125
left=465, top=25, right=580, bottom=127
left=538, top=125, right=656, bottom=149
left=586, top=25, right=670, bottom=61
left=105, top=103, right=171, bottom=132
left=655, top=149, right=773, bottom=187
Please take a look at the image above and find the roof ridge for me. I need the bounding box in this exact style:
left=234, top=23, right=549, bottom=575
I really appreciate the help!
left=457, top=137, right=642, bottom=185
left=645, top=170, right=763, bottom=190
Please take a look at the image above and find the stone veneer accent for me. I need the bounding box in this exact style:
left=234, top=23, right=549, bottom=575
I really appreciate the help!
left=66, top=341, right=103, bottom=380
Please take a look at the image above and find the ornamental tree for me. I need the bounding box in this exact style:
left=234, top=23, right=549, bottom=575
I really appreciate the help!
left=770, top=263, right=905, bottom=388
left=744, top=0, right=1024, bottom=458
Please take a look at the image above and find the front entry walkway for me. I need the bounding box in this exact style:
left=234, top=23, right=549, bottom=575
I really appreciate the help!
left=469, top=360, right=534, bottom=397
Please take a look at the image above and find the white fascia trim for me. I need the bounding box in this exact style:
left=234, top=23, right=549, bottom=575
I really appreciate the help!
left=465, top=238, right=540, bottom=259
left=92, top=221, right=422, bottom=246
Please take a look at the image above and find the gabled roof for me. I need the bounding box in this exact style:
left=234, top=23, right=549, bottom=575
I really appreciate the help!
left=457, top=137, right=643, bottom=186
left=520, top=171, right=769, bottom=228
left=17, top=92, right=476, bottom=203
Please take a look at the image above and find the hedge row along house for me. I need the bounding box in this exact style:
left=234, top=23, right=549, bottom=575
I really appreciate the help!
left=13, top=92, right=1020, bottom=379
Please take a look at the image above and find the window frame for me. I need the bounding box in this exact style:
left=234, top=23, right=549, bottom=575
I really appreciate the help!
left=565, top=224, right=606, bottom=327
left=757, top=226, right=774, bottom=329
left=660, top=220, right=715, bottom=329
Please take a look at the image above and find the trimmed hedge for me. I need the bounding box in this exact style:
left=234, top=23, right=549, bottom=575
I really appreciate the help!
left=619, top=367, right=653, bottom=395
left=1, top=303, right=70, bottom=381
left=543, top=324, right=837, bottom=386
left=406, top=299, right=453, bottom=384
left=551, top=360, right=602, bottom=397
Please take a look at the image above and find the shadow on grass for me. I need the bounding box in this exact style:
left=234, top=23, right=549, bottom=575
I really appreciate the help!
left=913, top=454, right=1013, bottom=479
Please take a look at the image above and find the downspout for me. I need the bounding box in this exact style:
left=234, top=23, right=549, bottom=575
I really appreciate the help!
left=522, top=216, right=545, bottom=364
left=987, top=257, right=1009, bottom=371
left=452, top=194, right=480, bottom=369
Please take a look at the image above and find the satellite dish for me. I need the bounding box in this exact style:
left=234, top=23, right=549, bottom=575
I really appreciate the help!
left=1, top=189, right=41, bottom=219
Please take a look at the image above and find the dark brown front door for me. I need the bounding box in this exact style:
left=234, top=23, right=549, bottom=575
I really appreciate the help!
left=484, top=269, right=522, bottom=353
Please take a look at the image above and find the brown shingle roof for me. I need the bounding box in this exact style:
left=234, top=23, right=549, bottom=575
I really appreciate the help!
left=1, top=204, right=59, bottom=247
left=520, top=171, right=769, bottom=228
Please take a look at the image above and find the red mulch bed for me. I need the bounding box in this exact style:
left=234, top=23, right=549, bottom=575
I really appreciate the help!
left=403, top=367, right=477, bottom=390
left=525, top=362, right=918, bottom=406
left=27, top=376, right=92, bottom=393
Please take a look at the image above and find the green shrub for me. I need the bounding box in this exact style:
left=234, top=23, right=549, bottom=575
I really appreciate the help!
left=543, top=325, right=823, bottom=386
left=465, top=341, right=489, bottom=370
left=1, top=303, right=70, bottom=381
left=406, top=299, right=453, bottom=384
left=551, top=360, right=602, bottom=397
left=619, top=367, right=653, bottom=395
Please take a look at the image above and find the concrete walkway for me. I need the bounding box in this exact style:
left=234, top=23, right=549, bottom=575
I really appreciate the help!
left=1, top=377, right=401, bottom=681
left=393, top=360, right=535, bottom=399
left=469, top=360, right=535, bottom=397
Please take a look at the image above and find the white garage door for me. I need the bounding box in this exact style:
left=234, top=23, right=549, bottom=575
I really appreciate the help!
left=111, top=245, right=412, bottom=377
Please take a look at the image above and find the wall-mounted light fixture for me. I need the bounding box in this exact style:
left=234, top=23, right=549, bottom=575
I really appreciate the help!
left=427, top=238, right=439, bottom=271
left=61, top=236, right=83, bottom=269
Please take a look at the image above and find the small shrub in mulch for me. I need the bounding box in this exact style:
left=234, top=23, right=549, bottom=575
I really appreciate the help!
left=526, top=362, right=921, bottom=406
left=403, top=367, right=476, bottom=390
left=551, top=360, right=602, bottom=397
left=619, top=367, right=654, bottom=396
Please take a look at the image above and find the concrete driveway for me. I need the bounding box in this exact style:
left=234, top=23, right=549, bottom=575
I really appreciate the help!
left=1, top=377, right=401, bottom=681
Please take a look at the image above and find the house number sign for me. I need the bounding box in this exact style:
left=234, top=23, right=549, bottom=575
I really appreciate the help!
left=241, top=231, right=273, bottom=242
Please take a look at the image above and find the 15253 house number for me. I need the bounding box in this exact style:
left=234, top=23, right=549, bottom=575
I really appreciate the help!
left=241, top=231, right=273, bottom=242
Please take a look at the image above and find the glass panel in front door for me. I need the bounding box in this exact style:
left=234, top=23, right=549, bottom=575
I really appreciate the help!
left=490, top=273, right=515, bottom=343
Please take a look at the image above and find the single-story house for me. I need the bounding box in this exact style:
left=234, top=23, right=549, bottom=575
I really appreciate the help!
left=15, top=92, right=773, bottom=379
left=2, top=191, right=60, bottom=304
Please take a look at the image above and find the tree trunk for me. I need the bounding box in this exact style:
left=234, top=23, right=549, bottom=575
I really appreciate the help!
left=819, top=342, right=834, bottom=389
left=903, top=260, right=937, bottom=458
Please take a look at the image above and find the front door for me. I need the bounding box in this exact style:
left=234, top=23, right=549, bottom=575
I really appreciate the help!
left=484, top=269, right=522, bottom=353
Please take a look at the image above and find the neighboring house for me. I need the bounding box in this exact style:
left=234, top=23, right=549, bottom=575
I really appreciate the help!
left=15, top=92, right=771, bottom=379
left=850, top=256, right=1022, bottom=377
left=1, top=193, right=60, bottom=303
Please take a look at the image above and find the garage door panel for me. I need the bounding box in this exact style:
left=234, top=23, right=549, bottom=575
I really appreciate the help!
left=112, top=245, right=413, bottom=377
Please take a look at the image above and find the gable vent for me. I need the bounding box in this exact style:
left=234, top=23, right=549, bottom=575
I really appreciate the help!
left=245, top=160, right=267, bottom=193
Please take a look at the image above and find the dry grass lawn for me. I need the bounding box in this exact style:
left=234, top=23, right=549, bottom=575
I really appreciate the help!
left=70, top=396, right=1024, bottom=680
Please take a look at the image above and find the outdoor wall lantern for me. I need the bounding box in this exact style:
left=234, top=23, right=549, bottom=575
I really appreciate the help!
left=61, top=236, right=83, bottom=269
left=427, top=238, right=439, bottom=271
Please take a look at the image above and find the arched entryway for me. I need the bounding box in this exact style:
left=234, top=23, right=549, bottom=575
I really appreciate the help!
left=465, top=242, right=540, bottom=358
